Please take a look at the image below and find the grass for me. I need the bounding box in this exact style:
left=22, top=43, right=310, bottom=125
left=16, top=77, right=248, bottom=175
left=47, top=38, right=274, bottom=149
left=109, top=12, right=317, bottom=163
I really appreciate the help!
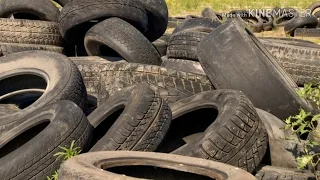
left=166, top=0, right=316, bottom=16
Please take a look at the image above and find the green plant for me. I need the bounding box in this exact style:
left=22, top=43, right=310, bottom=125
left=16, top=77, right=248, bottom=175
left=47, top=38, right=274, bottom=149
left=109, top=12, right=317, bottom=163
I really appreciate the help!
left=46, top=141, right=81, bottom=180
left=285, top=82, right=320, bottom=179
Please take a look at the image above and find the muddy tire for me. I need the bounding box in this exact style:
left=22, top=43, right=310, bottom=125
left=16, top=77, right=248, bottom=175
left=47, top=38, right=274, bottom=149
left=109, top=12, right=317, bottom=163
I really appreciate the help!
left=198, top=19, right=313, bottom=119
left=158, top=90, right=268, bottom=173
left=84, top=18, right=161, bottom=65
left=0, top=51, right=87, bottom=132
left=58, top=151, right=256, bottom=180
left=0, top=101, right=92, bottom=180
left=58, top=0, right=148, bottom=44
left=97, top=62, right=214, bottom=105
left=255, top=166, right=317, bottom=180
left=161, top=56, right=205, bottom=75
left=260, top=38, right=320, bottom=86
left=0, top=0, right=59, bottom=22
left=89, top=83, right=171, bottom=152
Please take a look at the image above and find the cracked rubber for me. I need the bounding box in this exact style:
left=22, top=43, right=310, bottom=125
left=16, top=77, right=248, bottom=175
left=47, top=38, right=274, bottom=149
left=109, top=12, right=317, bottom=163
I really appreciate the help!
left=85, top=17, right=161, bottom=65
left=0, top=0, right=60, bottom=22
left=58, top=151, right=256, bottom=180
left=167, top=31, right=208, bottom=61
left=58, top=0, right=148, bottom=44
left=0, top=43, right=63, bottom=56
left=0, top=101, right=92, bottom=180
left=89, top=83, right=171, bottom=152
left=198, top=19, right=313, bottom=119
left=260, top=37, right=320, bottom=86
left=97, top=62, right=214, bottom=105
left=255, top=166, right=317, bottom=180
left=162, top=90, right=268, bottom=173
left=0, top=51, right=87, bottom=132
left=161, top=56, right=206, bottom=75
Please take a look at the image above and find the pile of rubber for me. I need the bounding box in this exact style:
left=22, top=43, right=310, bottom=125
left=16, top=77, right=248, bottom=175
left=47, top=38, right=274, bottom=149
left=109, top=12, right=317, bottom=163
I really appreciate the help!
left=0, top=0, right=320, bottom=180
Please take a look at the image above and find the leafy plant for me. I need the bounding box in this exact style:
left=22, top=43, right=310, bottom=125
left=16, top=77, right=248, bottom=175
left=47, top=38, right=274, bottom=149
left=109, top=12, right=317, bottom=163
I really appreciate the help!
left=46, top=141, right=81, bottom=180
left=285, top=82, right=320, bottom=179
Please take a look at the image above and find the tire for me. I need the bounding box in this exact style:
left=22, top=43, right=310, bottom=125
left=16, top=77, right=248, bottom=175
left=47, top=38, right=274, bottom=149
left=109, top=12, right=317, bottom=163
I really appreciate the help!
left=229, top=10, right=263, bottom=33
left=58, top=0, right=148, bottom=44
left=259, top=38, right=320, bottom=86
left=256, top=108, right=302, bottom=168
left=55, top=0, right=70, bottom=6
left=273, top=11, right=298, bottom=27
left=84, top=18, right=161, bottom=65
left=89, top=83, right=171, bottom=152
left=0, top=100, right=92, bottom=180
left=0, top=0, right=59, bottom=22
left=97, top=62, right=214, bottom=105
left=0, top=32, right=62, bottom=46
left=172, top=17, right=222, bottom=35
left=0, top=51, right=87, bottom=132
left=168, top=16, right=187, bottom=28
left=294, top=28, right=320, bottom=37
left=0, top=104, right=19, bottom=117
left=58, top=151, right=256, bottom=180
left=284, top=15, right=318, bottom=36
left=259, top=37, right=320, bottom=47
left=259, top=14, right=273, bottom=31
left=201, top=7, right=221, bottom=22
left=255, top=166, right=317, bottom=180
left=161, top=56, right=206, bottom=75
left=138, top=0, right=168, bottom=42
left=0, top=43, right=63, bottom=56
left=158, top=90, right=268, bottom=173
left=167, top=31, right=208, bottom=61
left=153, top=39, right=167, bottom=57
left=197, top=19, right=313, bottom=119
left=308, top=2, right=320, bottom=14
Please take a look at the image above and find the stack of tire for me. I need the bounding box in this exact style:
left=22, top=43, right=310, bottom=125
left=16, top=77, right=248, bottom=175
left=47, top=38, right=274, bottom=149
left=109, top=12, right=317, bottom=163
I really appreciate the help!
left=1, top=0, right=320, bottom=180
left=0, top=0, right=64, bottom=55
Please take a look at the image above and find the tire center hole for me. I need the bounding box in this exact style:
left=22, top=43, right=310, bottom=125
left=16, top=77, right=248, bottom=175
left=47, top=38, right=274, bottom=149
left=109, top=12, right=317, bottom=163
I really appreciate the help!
left=12, top=13, right=42, bottom=20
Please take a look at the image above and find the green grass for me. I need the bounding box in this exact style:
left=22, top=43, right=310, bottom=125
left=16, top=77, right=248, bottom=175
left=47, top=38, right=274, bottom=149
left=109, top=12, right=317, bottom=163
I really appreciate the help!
left=166, top=0, right=316, bottom=16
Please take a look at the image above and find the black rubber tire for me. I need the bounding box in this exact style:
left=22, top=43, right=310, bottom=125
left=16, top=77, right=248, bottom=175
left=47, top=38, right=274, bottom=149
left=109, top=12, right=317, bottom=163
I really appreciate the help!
left=201, top=7, right=221, bottom=22
left=0, top=32, right=62, bottom=46
left=255, top=166, right=317, bottom=180
left=273, top=11, right=298, bottom=27
left=259, top=38, right=320, bottom=86
left=160, top=90, right=268, bottom=173
left=84, top=18, right=161, bottom=65
left=229, top=10, right=263, bottom=33
left=271, top=8, right=297, bottom=19
left=0, top=100, right=92, bottom=180
left=58, top=0, right=148, bottom=44
left=167, top=31, right=208, bottom=61
left=58, top=151, right=256, bottom=180
left=308, top=2, right=320, bottom=14
left=0, top=51, right=87, bottom=132
left=284, top=15, right=318, bottom=36
left=161, top=56, right=205, bottom=75
left=153, top=39, right=167, bottom=57
left=259, top=37, right=320, bottom=47
left=198, top=19, right=313, bottom=119
left=138, top=0, right=168, bottom=42
left=172, top=17, right=222, bottom=35
left=89, top=83, right=171, bottom=152
left=0, top=43, right=63, bottom=56
left=168, top=16, right=186, bottom=28
left=97, top=62, right=214, bottom=105
left=55, top=0, right=70, bottom=6
left=0, top=0, right=59, bottom=22
left=259, top=14, right=273, bottom=31
left=294, top=28, right=320, bottom=37
left=256, top=108, right=302, bottom=168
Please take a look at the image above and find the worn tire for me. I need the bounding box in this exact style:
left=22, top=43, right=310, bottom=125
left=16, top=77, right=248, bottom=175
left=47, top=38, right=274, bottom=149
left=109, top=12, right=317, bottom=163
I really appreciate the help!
left=308, top=2, right=320, bottom=14
left=198, top=19, right=313, bottom=119
left=259, top=38, right=320, bottom=86
left=294, top=28, right=320, bottom=37
left=259, top=37, right=320, bottom=47
left=255, top=166, right=317, bottom=180
left=284, top=15, right=318, bottom=36
left=0, top=32, right=62, bottom=46
left=0, top=51, right=87, bottom=132
left=58, top=151, right=256, bottom=180
left=58, top=0, right=148, bottom=44
left=89, top=83, right=171, bottom=152
left=0, top=101, right=92, bottom=180
left=159, top=90, right=268, bottom=173
left=172, top=17, right=222, bottom=34
left=85, top=18, right=161, bottom=65
left=201, top=7, right=221, bottom=22
left=97, top=62, right=214, bottom=105
left=256, top=108, right=302, bottom=168
left=0, top=43, right=63, bottom=56
left=161, top=56, right=205, bottom=75
left=0, top=0, right=59, bottom=22
left=153, top=39, right=167, bottom=57
left=138, top=0, right=168, bottom=42
left=273, top=11, right=298, bottom=27
left=167, top=31, right=207, bottom=61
